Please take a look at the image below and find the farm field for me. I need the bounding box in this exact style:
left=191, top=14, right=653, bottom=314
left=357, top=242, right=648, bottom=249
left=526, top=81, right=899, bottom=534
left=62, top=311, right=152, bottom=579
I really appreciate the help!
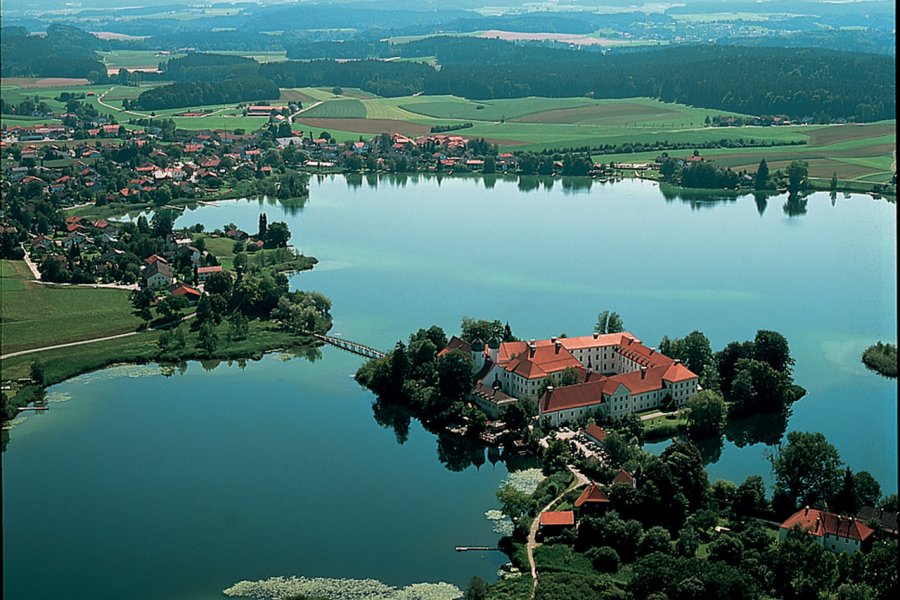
left=592, top=122, right=896, bottom=182
left=1, top=78, right=894, bottom=181
left=0, top=260, right=143, bottom=356
left=100, top=50, right=182, bottom=72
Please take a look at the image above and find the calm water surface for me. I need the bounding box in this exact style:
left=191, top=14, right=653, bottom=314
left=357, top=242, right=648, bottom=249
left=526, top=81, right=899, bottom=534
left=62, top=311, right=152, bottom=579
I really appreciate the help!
left=3, top=175, right=896, bottom=599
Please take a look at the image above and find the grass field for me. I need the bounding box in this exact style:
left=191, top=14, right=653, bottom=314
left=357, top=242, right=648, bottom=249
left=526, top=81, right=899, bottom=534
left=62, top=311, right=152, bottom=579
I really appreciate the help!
left=299, top=98, right=368, bottom=119
left=0, top=259, right=144, bottom=356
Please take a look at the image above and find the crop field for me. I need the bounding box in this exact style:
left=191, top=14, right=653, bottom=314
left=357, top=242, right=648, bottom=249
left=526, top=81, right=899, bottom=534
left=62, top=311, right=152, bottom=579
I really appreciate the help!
left=399, top=96, right=599, bottom=122
left=100, top=50, right=180, bottom=72
left=299, top=98, right=368, bottom=119
left=295, top=117, right=433, bottom=136
left=0, top=259, right=143, bottom=356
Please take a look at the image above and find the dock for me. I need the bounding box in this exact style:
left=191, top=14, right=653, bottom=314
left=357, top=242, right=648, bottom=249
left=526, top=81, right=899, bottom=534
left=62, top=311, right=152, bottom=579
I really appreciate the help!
left=17, top=406, right=49, bottom=412
left=455, top=546, right=502, bottom=552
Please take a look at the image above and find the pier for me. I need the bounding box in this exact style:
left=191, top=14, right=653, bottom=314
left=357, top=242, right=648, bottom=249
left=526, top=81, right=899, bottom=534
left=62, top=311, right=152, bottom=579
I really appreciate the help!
left=455, top=546, right=502, bottom=552
left=17, top=406, right=49, bottom=412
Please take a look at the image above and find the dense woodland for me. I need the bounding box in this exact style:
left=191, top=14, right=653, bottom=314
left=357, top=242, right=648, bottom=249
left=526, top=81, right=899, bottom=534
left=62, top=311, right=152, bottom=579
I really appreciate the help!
left=132, top=78, right=279, bottom=110
left=0, top=25, right=108, bottom=79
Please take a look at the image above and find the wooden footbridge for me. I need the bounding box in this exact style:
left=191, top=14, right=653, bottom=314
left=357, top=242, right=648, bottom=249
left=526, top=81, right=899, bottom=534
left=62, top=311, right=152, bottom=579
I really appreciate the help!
left=313, top=333, right=386, bottom=360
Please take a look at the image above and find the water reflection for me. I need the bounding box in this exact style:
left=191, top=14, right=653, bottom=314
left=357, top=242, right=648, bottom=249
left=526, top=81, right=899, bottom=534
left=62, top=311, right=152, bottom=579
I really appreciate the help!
left=659, top=183, right=742, bottom=209
left=436, top=432, right=486, bottom=472
left=783, top=193, right=809, bottom=217
left=371, top=398, right=412, bottom=445
left=724, top=409, right=790, bottom=447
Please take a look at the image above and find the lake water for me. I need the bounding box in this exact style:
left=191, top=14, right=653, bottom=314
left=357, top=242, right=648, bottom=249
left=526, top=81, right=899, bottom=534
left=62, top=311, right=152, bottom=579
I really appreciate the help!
left=3, top=175, right=896, bottom=599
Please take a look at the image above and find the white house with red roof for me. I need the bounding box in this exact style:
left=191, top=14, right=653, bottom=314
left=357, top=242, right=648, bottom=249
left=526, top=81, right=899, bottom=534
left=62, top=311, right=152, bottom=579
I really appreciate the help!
left=780, top=507, right=875, bottom=554
left=459, top=331, right=699, bottom=426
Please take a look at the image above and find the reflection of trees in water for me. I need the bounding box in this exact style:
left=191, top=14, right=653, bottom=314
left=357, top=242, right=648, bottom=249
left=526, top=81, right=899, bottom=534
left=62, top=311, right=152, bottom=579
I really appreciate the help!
left=345, top=173, right=363, bottom=189
left=691, top=434, right=724, bottom=465
left=436, top=432, right=486, bottom=472
left=754, top=193, right=768, bottom=216
left=783, top=193, right=808, bottom=217
left=659, top=183, right=741, bottom=209
left=724, top=409, right=790, bottom=448
left=371, top=398, right=412, bottom=445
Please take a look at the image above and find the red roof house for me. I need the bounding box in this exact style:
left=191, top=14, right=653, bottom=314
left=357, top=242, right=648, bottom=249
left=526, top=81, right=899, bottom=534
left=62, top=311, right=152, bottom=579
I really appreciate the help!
left=780, top=507, right=875, bottom=554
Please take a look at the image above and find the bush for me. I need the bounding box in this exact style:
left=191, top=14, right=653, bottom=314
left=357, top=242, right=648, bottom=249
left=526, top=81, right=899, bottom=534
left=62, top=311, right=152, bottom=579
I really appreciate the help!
left=587, top=546, right=621, bottom=573
left=862, top=342, right=897, bottom=377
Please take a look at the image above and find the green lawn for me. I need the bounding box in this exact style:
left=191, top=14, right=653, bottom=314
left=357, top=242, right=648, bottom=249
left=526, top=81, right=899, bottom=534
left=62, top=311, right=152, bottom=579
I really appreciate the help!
left=0, top=259, right=143, bottom=355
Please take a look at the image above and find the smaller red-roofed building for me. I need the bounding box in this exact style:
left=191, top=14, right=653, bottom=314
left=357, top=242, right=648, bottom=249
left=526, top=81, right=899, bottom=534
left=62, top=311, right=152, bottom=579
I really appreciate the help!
left=170, top=283, right=202, bottom=304
left=574, top=483, right=611, bottom=515
left=196, top=265, right=223, bottom=282
left=780, top=507, right=875, bottom=554
left=539, top=511, right=575, bottom=538
left=612, top=469, right=636, bottom=489
left=583, top=423, right=607, bottom=446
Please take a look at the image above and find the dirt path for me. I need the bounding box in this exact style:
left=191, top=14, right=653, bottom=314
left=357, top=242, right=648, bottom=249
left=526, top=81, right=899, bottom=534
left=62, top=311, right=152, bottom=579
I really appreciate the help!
left=289, top=101, right=323, bottom=123
left=97, top=87, right=150, bottom=118
left=525, top=468, right=587, bottom=598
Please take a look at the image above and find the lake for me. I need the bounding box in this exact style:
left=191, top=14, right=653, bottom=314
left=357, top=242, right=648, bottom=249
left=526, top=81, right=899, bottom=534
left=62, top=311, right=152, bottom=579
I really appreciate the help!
left=3, top=174, right=896, bottom=599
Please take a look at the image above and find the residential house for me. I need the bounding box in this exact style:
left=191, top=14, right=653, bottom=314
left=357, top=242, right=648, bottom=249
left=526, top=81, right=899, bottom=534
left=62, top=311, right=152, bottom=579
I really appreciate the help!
left=780, top=507, right=875, bottom=554
left=539, top=511, right=575, bottom=538
left=195, top=265, right=223, bottom=282
left=144, top=260, right=175, bottom=290
left=574, top=482, right=611, bottom=516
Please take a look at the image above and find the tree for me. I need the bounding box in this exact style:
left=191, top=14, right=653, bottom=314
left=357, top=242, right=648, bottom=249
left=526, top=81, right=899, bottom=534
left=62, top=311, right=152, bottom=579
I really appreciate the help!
left=754, top=158, right=770, bottom=190
left=735, top=475, right=767, bottom=516
left=30, top=361, right=46, bottom=386
left=497, top=483, right=534, bottom=526
left=196, top=294, right=214, bottom=325
left=595, top=310, right=625, bottom=334
left=460, top=317, right=505, bottom=343
left=830, top=171, right=839, bottom=191
left=264, top=221, right=291, bottom=248
left=753, top=330, right=793, bottom=373
left=638, top=526, right=672, bottom=556
left=502, top=402, right=528, bottom=434
left=437, top=349, right=473, bottom=401
left=257, top=213, right=268, bottom=240
left=464, top=576, right=488, bottom=600
left=227, top=311, right=249, bottom=341
left=197, top=320, right=218, bottom=355
left=787, top=160, right=809, bottom=194
left=686, top=390, right=726, bottom=437
left=769, top=431, right=844, bottom=509
left=586, top=546, right=620, bottom=573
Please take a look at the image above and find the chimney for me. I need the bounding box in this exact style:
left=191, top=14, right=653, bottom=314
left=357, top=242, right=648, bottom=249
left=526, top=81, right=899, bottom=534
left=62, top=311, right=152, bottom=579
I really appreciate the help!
left=546, top=385, right=554, bottom=396
left=805, top=506, right=809, bottom=515
left=593, top=332, right=599, bottom=339
left=674, top=359, right=681, bottom=365
left=544, top=386, right=554, bottom=411
left=650, top=347, right=656, bottom=355
left=529, top=343, right=536, bottom=358
left=641, top=367, right=647, bottom=379
left=555, top=340, right=561, bottom=354
left=551, top=336, right=558, bottom=344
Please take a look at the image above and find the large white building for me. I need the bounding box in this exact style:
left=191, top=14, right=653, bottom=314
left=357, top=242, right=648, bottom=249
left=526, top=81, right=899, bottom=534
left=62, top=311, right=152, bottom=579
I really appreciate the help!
left=452, top=331, right=700, bottom=425
left=780, top=507, right=875, bottom=554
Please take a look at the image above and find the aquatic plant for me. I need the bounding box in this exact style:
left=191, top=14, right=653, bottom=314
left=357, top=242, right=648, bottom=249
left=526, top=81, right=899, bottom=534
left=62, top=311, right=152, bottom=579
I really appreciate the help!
left=223, top=576, right=462, bottom=600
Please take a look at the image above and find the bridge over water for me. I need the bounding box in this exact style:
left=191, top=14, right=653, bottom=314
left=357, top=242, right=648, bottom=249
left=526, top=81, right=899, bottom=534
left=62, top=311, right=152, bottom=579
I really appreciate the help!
left=313, top=333, right=386, bottom=360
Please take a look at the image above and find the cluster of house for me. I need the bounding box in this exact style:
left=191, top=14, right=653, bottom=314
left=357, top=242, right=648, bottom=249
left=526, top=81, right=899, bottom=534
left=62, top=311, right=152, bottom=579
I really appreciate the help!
left=441, top=331, right=700, bottom=426
left=539, top=473, right=896, bottom=556
left=538, top=467, right=637, bottom=538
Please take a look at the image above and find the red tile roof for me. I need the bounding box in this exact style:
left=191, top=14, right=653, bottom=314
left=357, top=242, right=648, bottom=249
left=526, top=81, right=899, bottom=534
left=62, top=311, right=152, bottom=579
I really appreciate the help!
left=575, top=483, right=610, bottom=508
left=540, top=511, right=575, bottom=526
left=504, top=344, right=583, bottom=380
left=438, top=335, right=472, bottom=357
left=662, top=362, right=698, bottom=383
left=781, top=508, right=875, bottom=543
left=196, top=265, right=223, bottom=274
left=584, top=423, right=607, bottom=444
left=559, top=332, right=628, bottom=351
left=171, top=284, right=201, bottom=297
left=612, top=469, right=635, bottom=487
left=540, top=379, right=607, bottom=413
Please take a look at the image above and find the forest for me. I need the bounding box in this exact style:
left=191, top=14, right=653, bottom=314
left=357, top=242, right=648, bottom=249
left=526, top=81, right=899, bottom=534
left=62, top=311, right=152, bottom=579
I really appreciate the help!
left=0, top=24, right=108, bottom=79
left=132, top=78, right=279, bottom=110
